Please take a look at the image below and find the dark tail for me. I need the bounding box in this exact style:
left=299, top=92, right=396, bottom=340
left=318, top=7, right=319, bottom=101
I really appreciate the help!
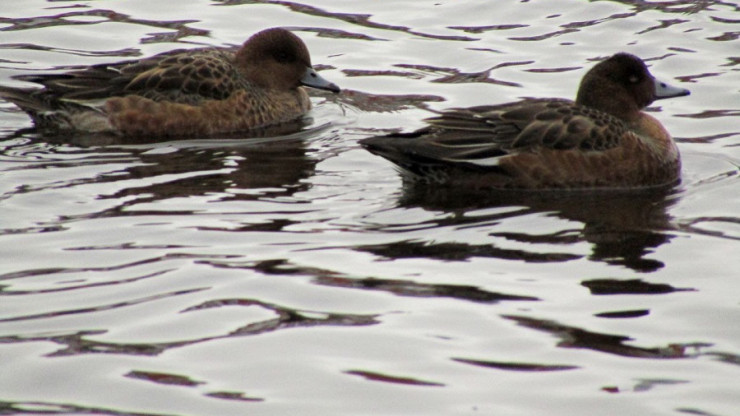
left=0, top=85, right=51, bottom=114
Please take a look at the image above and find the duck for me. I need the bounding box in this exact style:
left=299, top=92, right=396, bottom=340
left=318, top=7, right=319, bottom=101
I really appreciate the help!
left=360, top=53, right=689, bottom=190
left=0, top=27, right=340, bottom=137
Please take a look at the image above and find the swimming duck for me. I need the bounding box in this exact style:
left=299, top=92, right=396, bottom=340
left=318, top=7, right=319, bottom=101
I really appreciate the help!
left=0, top=27, right=340, bottom=137
left=361, top=53, right=689, bottom=190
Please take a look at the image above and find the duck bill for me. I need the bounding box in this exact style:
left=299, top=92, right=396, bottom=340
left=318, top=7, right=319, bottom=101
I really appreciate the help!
left=301, top=67, right=340, bottom=93
left=653, top=77, right=689, bottom=100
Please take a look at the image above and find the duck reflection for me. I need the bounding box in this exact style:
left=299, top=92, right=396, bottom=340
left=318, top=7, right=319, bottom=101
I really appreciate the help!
left=30, top=121, right=323, bottom=213
left=363, top=183, right=679, bottom=272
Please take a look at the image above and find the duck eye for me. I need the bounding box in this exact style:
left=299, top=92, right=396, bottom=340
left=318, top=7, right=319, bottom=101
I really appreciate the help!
left=275, top=51, right=291, bottom=63
left=628, top=75, right=639, bottom=84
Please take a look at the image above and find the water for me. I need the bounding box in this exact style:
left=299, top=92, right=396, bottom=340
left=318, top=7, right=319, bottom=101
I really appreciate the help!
left=1, top=0, right=739, bottom=415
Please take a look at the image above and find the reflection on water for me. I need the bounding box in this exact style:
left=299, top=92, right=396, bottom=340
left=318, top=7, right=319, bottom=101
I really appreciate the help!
left=386, top=185, right=679, bottom=272
left=582, top=277, right=694, bottom=295
left=1, top=0, right=739, bottom=415
left=503, top=315, right=709, bottom=359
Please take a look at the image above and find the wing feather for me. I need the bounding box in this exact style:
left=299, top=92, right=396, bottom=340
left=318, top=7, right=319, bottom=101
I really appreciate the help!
left=14, top=48, right=243, bottom=105
left=362, top=99, right=629, bottom=172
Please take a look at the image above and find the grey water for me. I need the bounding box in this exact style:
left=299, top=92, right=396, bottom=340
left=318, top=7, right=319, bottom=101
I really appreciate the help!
left=1, top=1, right=739, bottom=415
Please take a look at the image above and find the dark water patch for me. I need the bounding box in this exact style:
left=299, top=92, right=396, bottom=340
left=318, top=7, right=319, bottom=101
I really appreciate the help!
left=0, top=400, right=173, bottom=416
left=582, top=278, right=695, bottom=295
left=344, top=370, right=444, bottom=387
left=205, top=391, right=264, bottom=402
left=315, top=275, right=539, bottom=303
left=356, top=239, right=581, bottom=263
left=504, top=315, right=711, bottom=359
left=594, top=309, right=650, bottom=318
left=126, top=370, right=205, bottom=387
left=452, top=357, right=578, bottom=372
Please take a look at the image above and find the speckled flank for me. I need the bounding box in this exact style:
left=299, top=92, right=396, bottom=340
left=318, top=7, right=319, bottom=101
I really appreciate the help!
left=106, top=88, right=310, bottom=137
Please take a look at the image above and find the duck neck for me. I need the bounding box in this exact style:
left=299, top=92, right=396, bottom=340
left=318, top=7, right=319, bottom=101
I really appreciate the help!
left=576, top=78, right=642, bottom=123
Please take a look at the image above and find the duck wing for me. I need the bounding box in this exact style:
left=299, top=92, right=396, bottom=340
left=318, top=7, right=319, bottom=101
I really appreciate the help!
left=15, top=48, right=242, bottom=105
left=362, top=99, right=627, bottom=170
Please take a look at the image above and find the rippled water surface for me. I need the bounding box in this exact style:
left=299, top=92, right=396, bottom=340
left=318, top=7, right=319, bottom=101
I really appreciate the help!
left=1, top=1, right=739, bottom=415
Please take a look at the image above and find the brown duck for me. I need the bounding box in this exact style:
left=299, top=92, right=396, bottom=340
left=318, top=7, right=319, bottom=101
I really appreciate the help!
left=0, top=27, right=340, bottom=137
left=361, top=53, right=689, bottom=190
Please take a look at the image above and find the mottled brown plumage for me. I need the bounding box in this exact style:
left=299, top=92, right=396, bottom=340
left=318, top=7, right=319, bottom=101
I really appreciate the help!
left=361, top=53, right=689, bottom=190
left=0, top=27, right=340, bottom=137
